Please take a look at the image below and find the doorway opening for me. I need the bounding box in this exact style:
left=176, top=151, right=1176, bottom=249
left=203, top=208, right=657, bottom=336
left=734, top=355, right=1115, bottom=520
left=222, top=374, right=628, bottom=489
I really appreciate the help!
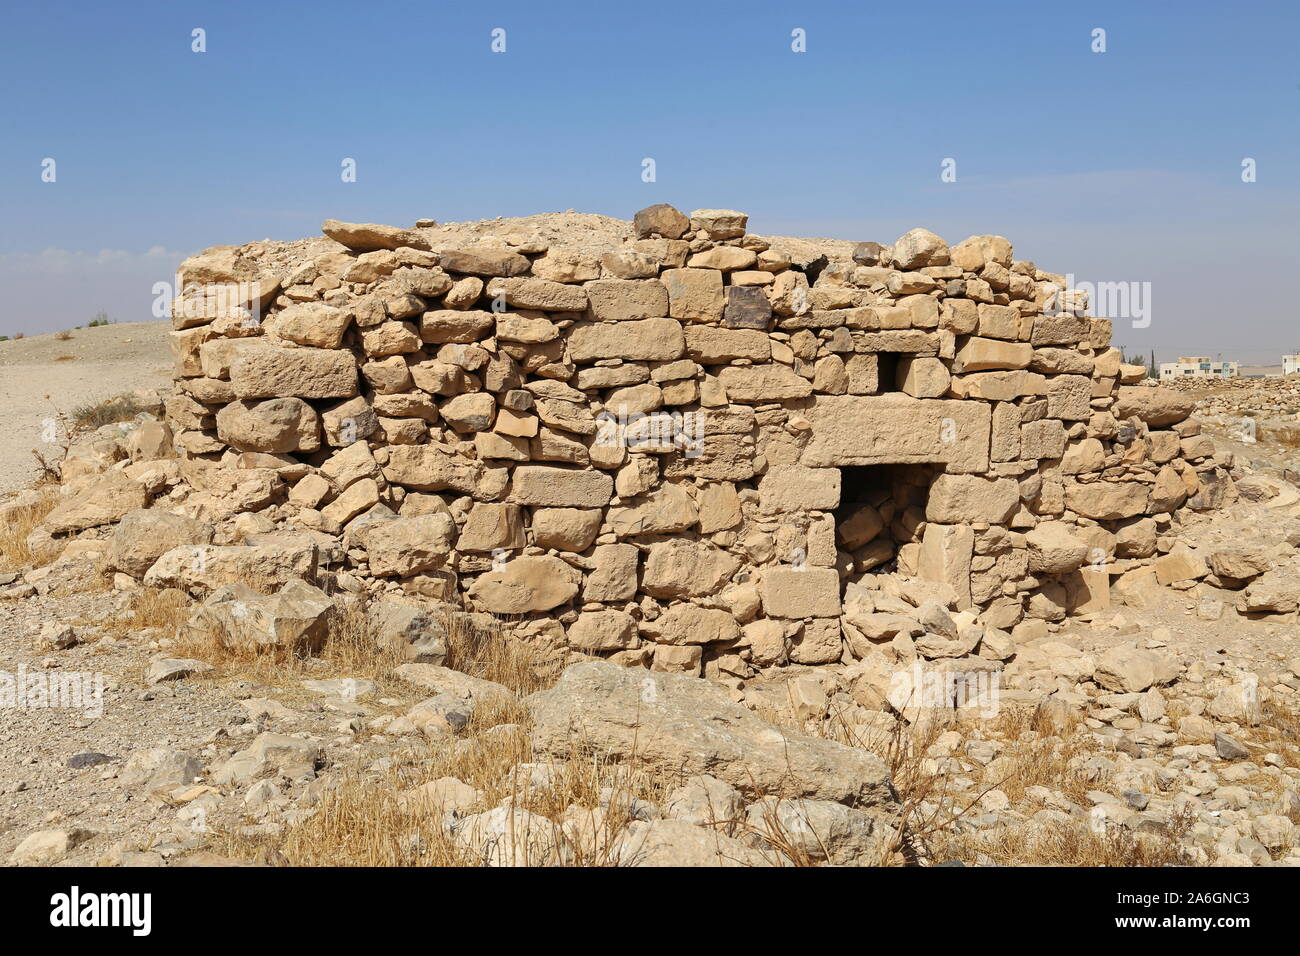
left=835, top=463, right=944, bottom=580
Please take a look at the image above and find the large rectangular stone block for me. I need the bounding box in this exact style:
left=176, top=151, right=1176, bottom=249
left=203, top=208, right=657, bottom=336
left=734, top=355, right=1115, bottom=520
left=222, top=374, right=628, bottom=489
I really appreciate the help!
left=508, top=466, right=613, bottom=507
left=568, top=318, right=684, bottom=362
left=758, top=567, right=842, bottom=618
left=953, top=337, right=1032, bottom=372
left=799, top=395, right=990, bottom=474
left=918, top=523, right=974, bottom=609
left=229, top=346, right=358, bottom=399
left=757, top=465, right=841, bottom=513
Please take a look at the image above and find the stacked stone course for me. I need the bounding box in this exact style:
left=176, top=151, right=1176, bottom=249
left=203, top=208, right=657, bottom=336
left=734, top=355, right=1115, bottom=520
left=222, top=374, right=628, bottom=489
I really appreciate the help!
left=160, top=204, right=1232, bottom=677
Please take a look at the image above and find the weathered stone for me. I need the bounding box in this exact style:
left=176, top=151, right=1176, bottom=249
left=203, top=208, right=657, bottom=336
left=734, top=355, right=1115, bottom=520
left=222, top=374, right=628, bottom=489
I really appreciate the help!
left=633, top=203, right=691, bottom=239
left=216, top=398, right=319, bottom=453
left=567, top=610, right=637, bottom=650
left=642, top=540, right=740, bottom=598
left=107, top=510, right=213, bottom=578
left=662, top=269, right=724, bottom=322
left=438, top=247, right=530, bottom=277
left=527, top=662, right=894, bottom=806
left=758, top=567, right=842, bottom=618
left=926, top=475, right=1019, bottom=523
left=509, top=466, right=612, bottom=507
left=322, top=218, right=430, bottom=252
left=583, top=279, right=667, bottom=321
left=644, top=604, right=740, bottom=646
left=1112, top=386, right=1196, bottom=427
left=45, top=472, right=151, bottom=534
left=468, top=555, right=581, bottom=613
left=355, top=513, right=457, bottom=576
left=183, top=580, right=334, bottom=653
left=568, top=318, right=684, bottom=362
left=229, top=346, right=358, bottom=400
left=800, top=395, right=990, bottom=474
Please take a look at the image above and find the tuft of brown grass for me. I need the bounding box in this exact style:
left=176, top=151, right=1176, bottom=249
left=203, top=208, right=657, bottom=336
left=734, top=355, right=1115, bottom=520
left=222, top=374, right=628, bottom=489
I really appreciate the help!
left=213, top=701, right=687, bottom=867
left=1235, top=698, right=1300, bottom=771
left=937, top=809, right=1197, bottom=866
left=53, top=330, right=72, bottom=341
left=984, top=706, right=1096, bottom=805
left=173, top=598, right=406, bottom=694
left=0, top=490, right=59, bottom=571
left=443, top=612, right=560, bottom=699
left=70, top=393, right=148, bottom=429
left=96, top=586, right=193, bottom=640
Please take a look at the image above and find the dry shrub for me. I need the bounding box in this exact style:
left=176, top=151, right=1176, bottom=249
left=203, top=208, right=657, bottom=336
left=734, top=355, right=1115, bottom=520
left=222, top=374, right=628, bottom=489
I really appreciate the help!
left=1240, top=698, right=1300, bottom=771
left=937, top=810, right=1196, bottom=867
left=986, top=707, right=1097, bottom=805
left=0, top=490, right=59, bottom=571
left=173, top=597, right=406, bottom=695
left=95, top=586, right=193, bottom=641
left=443, top=612, right=559, bottom=698
left=216, top=715, right=685, bottom=867
left=1260, top=423, right=1300, bottom=449
left=71, top=393, right=147, bottom=429
left=221, top=769, right=471, bottom=867
left=53, top=330, right=72, bottom=341
left=754, top=698, right=978, bottom=864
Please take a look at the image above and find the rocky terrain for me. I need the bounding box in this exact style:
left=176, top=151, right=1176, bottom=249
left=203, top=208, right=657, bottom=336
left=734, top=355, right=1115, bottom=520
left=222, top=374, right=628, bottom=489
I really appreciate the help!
left=1, top=208, right=1299, bottom=867
left=0, top=321, right=172, bottom=493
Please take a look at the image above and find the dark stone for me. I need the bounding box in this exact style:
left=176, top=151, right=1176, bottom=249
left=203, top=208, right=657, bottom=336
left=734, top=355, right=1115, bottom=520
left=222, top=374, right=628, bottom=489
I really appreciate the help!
left=633, top=204, right=690, bottom=240
left=852, top=241, right=884, bottom=266
left=722, top=286, right=772, bottom=330
left=502, top=389, right=534, bottom=411
left=67, top=752, right=114, bottom=770
left=1214, top=731, right=1250, bottom=761
left=1189, top=468, right=1232, bottom=511
left=1121, top=789, right=1149, bottom=811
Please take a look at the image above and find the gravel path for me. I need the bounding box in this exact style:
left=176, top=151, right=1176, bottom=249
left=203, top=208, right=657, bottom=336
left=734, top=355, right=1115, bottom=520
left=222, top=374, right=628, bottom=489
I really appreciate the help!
left=0, top=322, right=172, bottom=495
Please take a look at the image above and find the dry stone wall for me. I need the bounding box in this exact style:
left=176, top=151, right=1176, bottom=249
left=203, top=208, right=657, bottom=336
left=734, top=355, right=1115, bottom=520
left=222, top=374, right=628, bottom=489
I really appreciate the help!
left=162, top=205, right=1232, bottom=677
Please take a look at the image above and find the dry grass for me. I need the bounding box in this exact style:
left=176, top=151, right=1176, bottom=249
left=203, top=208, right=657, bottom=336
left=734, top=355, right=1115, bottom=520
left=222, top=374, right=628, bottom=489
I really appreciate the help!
left=1236, top=699, right=1300, bottom=771
left=70, top=393, right=148, bottom=429
left=208, top=679, right=1200, bottom=867
left=0, top=489, right=59, bottom=571
left=95, top=585, right=193, bottom=640
left=205, top=612, right=771, bottom=867
left=989, top=708, right=1097, bottom=805
left=172, top=599, right=407, bottom=696
left=442, top=613, right=561, bottom=699
left=170, top=587, right=559, bottom=710
left=220, top=769, right=474, bottom=866
left=53, top=329, right=72, bottom=341
left=937, top=810, right=1197, bottom=866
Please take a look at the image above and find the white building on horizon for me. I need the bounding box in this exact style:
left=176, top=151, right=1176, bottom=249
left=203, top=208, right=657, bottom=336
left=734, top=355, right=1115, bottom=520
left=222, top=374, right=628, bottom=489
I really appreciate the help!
left=1158, top=356, right=1239, bottom=381
left=1284, top=353, right=1300, bottom=376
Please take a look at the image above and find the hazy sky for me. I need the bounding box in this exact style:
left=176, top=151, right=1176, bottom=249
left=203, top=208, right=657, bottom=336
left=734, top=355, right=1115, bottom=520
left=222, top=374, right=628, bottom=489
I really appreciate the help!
left=2, top=0, right=1297, bottom=363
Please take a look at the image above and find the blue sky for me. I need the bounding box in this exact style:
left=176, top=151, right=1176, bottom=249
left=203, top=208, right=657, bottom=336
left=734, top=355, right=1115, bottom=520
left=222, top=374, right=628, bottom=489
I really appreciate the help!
left=2, top=0, right=1297, bottom=362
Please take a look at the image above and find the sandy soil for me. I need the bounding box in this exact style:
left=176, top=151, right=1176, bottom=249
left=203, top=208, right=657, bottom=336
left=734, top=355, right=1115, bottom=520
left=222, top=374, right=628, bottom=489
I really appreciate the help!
left=0, top=322, right=172, bottom=495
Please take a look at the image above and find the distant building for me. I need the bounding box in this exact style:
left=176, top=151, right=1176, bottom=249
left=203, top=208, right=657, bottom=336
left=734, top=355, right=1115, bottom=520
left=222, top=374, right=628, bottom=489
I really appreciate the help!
left=1284, top=353, right=1300, bottom=376
left=1158, top=356, right=1239, bottom=381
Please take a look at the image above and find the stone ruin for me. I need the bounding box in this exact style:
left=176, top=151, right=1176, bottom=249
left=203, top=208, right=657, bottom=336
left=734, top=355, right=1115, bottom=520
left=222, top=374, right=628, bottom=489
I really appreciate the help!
left=132, top=204, right=1231, bottom=678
